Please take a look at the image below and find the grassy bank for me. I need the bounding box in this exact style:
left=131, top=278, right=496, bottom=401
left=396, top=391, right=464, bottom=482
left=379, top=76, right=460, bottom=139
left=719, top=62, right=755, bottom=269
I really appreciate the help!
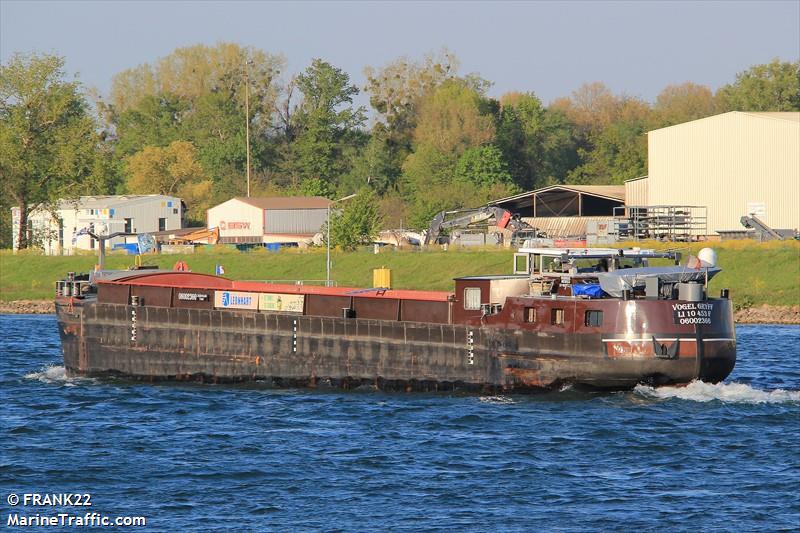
left=1, top=241, right=798, bottom=309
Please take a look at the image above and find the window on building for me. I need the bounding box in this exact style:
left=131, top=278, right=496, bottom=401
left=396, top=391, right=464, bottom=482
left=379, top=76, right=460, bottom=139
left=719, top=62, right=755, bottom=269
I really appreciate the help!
left=585, top=310, right=604, bottom=327
left=124, top=218, right=132, bottom=233
left=158, top=218, right=166, bottom=232
left=464, top=288, right=481, bottom=310
left=551, top=308, right=564, bottom=325
left=524, top=307, right=536, bottom=323
left=173, top=208, right=178, bottom=215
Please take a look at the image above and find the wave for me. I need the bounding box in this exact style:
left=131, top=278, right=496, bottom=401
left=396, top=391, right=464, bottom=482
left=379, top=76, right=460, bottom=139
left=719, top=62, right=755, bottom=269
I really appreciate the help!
left=634, top=380, right=800, bottom=405
left=478, top=395, right=516, bottom=404
left=24, top=365, right=91, bottom=386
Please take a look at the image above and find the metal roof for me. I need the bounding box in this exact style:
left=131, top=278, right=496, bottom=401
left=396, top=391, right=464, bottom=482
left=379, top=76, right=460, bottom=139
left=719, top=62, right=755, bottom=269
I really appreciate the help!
left=54, top=195, right=180, bottom=210
left=233, top=196, right=332, bottom=210
left=490, top=185, right=626, bottom=205
left=648, top=111, right=800, bottom=135
left=741, top=112, right=800, bottom=122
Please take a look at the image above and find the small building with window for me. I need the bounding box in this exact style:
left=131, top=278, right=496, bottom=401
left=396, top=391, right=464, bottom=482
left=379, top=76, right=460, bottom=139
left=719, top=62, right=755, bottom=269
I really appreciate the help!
left=11, top=195, right=183, bottom=255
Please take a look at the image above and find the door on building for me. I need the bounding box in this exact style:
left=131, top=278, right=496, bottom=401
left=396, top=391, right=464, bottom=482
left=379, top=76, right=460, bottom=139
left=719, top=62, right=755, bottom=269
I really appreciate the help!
left=158, top=218, right=166, bottom=232
left=124, top=218, right=132, bottom=233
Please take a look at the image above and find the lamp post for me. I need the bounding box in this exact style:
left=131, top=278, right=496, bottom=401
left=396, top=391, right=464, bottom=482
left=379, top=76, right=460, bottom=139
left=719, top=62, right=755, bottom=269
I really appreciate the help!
left=326, top=193, right=357, bottom=287
left=244, top=59, right=254, bottom=197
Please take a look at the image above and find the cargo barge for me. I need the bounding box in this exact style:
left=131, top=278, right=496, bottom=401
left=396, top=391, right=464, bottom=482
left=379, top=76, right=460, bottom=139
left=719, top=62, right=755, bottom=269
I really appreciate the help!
left=55, top=248, right=736, bottom=392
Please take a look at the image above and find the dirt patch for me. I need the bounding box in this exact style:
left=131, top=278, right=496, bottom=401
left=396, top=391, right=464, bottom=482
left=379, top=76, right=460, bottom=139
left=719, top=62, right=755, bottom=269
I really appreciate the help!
left=734, top=305, right=799, bottom=325
left=0, top=300, right=55, bottom=314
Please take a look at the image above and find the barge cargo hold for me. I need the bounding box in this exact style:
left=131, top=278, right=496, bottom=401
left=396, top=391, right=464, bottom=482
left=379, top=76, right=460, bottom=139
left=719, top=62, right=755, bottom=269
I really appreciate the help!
left=55, top=248, right=736, bottom=392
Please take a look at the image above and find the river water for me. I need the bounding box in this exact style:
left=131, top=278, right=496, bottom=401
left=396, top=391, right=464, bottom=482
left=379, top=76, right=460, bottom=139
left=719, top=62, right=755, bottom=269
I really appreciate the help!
left=1, top=315, right=798, bottom=532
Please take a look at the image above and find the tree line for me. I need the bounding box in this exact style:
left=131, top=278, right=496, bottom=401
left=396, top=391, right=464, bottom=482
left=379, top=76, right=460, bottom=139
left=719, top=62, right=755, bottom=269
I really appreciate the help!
left=1, top=43, right=798, bottom=249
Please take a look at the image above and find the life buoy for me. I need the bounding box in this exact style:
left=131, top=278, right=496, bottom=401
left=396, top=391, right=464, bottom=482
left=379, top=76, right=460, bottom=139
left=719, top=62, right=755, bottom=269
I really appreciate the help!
left=173, top=260, right=189, bottom=271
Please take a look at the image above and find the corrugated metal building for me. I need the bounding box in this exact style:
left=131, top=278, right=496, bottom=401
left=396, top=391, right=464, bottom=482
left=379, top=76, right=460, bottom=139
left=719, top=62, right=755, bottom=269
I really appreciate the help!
left=641, top=111, right=800, bottom=234
left=11, top=195, right=183, bottom=255
left=624, top=176, right=649, bottom=207
left=207, top=197, right=332, bottom=244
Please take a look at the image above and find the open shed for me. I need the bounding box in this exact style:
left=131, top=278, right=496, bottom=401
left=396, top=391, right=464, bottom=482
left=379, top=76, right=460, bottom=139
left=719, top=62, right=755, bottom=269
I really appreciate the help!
left=489, top=185, right=625, bottom=217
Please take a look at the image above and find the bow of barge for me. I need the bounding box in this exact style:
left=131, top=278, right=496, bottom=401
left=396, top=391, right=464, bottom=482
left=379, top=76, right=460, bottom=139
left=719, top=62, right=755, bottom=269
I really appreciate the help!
left=55, top=247, right=735, bottom=392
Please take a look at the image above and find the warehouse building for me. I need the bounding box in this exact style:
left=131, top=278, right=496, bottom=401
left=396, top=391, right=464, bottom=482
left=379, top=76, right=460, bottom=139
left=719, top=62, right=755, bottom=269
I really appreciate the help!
left=626, top=112, right=799, bottom=237
left=207, top=196, right=332, bottom=245
left=489, top=184, right=625, bottom=238
left=12, top=195, right=183, bottom=255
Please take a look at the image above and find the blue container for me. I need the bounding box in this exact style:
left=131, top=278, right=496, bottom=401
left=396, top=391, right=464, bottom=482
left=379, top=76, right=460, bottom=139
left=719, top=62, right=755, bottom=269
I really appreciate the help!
left=112, top=243, right=140, bottom=255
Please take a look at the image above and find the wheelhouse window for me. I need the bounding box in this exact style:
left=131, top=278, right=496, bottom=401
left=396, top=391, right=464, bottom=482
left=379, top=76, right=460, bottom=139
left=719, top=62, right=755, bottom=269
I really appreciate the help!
left=524, top=307, right=536, bottom=323
left=585, top=310, right=603, bottom=327
left=514, top=254, right=529, bottom=275
left=464, top=288, right=481, bottom=310
left=551, top=308, right=564, bottom=325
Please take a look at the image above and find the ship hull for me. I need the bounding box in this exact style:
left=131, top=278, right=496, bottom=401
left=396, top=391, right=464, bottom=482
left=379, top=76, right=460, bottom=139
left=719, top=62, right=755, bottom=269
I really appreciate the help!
left=56, top=300, right=735, bottom=392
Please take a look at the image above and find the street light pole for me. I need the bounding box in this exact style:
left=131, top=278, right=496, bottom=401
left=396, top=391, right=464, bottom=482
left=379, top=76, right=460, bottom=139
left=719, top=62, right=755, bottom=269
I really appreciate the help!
left=326, top=203, right=331, bottom=285
left=325, top=193, right=357, bottom=287
left=244, top=59, right=253, bottom=198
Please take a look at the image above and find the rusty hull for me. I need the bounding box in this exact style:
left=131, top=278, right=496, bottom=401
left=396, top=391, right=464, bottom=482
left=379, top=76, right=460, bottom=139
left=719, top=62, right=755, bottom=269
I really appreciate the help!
left=56, top=295, right=735, bottom=392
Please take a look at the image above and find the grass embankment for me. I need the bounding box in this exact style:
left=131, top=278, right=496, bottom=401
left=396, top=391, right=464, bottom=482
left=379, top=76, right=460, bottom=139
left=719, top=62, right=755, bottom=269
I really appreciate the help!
left=1, top=241, right=798, bottom=309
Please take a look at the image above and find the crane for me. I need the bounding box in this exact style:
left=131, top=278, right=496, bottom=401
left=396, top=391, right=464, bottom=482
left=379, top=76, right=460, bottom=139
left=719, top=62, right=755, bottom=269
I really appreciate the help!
left=424, top=206, right=535, bottom=245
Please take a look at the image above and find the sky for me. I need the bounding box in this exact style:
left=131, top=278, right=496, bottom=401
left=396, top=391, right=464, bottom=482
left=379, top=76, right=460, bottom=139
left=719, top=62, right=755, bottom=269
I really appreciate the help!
left=1, top=0, right=799, bottom=109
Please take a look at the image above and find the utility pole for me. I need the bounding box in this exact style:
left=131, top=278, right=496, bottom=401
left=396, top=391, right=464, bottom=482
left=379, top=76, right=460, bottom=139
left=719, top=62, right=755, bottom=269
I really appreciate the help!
left=244, top=59, right=253, bottom=197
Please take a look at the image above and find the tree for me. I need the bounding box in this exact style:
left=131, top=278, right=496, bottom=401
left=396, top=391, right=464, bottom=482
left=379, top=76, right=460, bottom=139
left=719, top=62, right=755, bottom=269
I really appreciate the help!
left=551, top=82, right=620, bottom=133
left=112, top=94, right=185, bottom=157
left=108, top=43, right=284, bottom=117
left=654, top=82, right=717, bottom=126
left=327, top=187, right=382, bottom=250
left=363, top=50, right=462, bottom=193
left=298, top=177, right=332, bottom=198
left=364, top=49, right=459, bottom=135
left=717, top=60, right=800, bottom=111
left=412, top=80, right=495, bottom=154
left=567, top=100, right=651, bottom=184
left=454, top=146, right=513, bottom=187
left=496, top=92, right=578, bottom=189
left=400, top=144, right=459, bottom=196
left=126, top=141, right=212, bottom=223
left=0, top=53, right=101, bottom=249
left=552, top=84, right=652, bottom=184
left=106, top=43, right=284, bottom=198
left=291, top=59, right=366, bottom=186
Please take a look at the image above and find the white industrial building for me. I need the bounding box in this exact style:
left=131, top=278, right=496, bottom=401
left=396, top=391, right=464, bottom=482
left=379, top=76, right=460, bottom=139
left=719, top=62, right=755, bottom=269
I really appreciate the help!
left=625, top=112, right=800, bottom=237
left=207, top=196, right=332, bottom=245
left=11, top=195, right=183, bottom=255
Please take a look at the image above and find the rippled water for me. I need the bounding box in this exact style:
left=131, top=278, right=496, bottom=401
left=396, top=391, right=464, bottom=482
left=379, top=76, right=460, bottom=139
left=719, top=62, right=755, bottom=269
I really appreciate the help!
left=1, top=315, right=798, bottom=531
